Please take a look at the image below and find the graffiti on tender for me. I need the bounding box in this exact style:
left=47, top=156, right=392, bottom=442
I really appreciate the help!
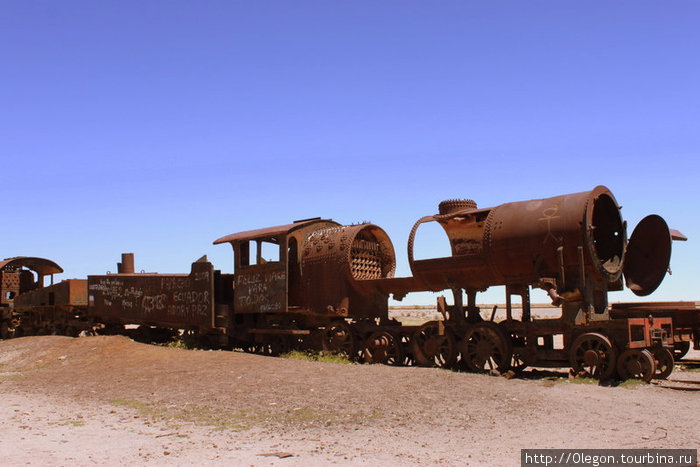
left=87, top=260, right=214, bottom=326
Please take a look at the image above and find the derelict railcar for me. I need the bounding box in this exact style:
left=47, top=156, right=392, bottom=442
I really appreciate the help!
left=212, top=217, right=401, bottom=355
left=379, top=186, right=693, bottom=381
left=1, top=257, right=65, bottom=338
left=85, top=254, right=232, bottom=343
left=2, top=185, right=699, bottom=382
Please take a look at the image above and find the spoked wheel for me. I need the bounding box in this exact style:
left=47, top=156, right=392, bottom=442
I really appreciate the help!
left=569, top=332, right=617, bottom=380
left=459, top=322, right=512, bottom=373
left=412, top=321, right=458, bottom=368
left=396, top=331, right=415, bottom=366
left=323, top=322, right=357, bottom=359
left=651, top=347, right=674, bottom=380
left=363, top=331, right=404, bottom=365
left=251, top=339, right=280, bottom=356
left=510, top=347, right=530, bottom=371
left=617, top=349, right=656, bottom=382
left=267, top=336, right=292, bottom=356
left=673, top=341, right=690, bottom=360
left=247, top=342, right=273, bottom=356
left=241, top=342, right=257, bottom=353
left=507, top=325, right=529, bottom=371
left=1, top=320, right=16, bottom=339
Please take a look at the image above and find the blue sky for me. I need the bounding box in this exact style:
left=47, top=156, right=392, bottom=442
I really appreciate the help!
left=2, top=1, right=699, bottom=305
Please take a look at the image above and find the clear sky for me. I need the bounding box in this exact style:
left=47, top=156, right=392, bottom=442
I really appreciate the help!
left=3, top=1, right=699, bottom=305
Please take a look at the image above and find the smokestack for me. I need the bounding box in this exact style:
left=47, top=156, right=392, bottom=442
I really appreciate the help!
left=117, top=253, right=135, bottom=274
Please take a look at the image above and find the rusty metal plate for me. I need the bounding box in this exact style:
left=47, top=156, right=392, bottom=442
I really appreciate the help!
left=13, top=279, right=88, bottom=309
left=610, top=301, right=699, bottom=329
left=624, top=214, right=672, bottom=296
left=234, top=263, right=287, bottom=314
left=87, top=260, right=215, bottom=329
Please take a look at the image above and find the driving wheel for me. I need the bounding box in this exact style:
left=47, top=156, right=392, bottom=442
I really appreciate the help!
left=569, top=332, right=617, bottom=380
left=617, top=349, right=656, bottom=382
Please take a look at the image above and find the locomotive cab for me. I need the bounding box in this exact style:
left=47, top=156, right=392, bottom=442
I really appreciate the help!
left=1, top=257, right=63, bottom=307
left=1, top=257, right=63, bottom=339
left=214, top=219, right=397, bottom=320
left=214, top=218, right=341, bottom=316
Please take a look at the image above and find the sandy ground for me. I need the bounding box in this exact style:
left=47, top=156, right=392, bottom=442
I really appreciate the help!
left=0, top=335, right=698, bottom=466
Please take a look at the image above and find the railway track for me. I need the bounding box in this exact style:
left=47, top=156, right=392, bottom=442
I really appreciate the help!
left=676, top=358, right=700, bottom=370
left=652, top=378, right=700, bottom=392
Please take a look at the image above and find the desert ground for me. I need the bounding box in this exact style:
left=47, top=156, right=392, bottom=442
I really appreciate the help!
left=0, top=318, right=698, bottom=467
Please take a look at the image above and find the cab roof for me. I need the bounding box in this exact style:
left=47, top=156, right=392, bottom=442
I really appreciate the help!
left=0, top=257, right=63, bottom=275
left=213, top=218, right=338, bottom=245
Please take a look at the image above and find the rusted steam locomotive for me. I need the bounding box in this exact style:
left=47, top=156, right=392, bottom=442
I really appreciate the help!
left=2, top=186, right=697, bottom=382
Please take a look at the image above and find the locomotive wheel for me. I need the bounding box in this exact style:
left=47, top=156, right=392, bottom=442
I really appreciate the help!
left=651, top=347, right=674, bottom=380
left=323, top=323, right=357, bottom=359
left=412, top=321, right=457, bottom=368
left=363, top=331, right=404, bottom=365
left=506, top=324, right=529, bottom=371
left=510, top=347, right=530, bottom=371
left=617, top=349, right=656, bottom=382
left=135, top=325, right=153, bottom=343
left=569, top=332, right=617, bottom=380
left=673, top=341, right=690, bottom=360
left=249, top=343, right=270, bottom=355
left=102, top=324, right=126, bottom=336
left=459, top=322, right=512, bottom=373
left=1, top=320, right=16, bottom=339
left=397, top=332, right=415, bottom=366
left=241, top=342, right=257, bottom=353
left=268, top=336, right=292, bottom=356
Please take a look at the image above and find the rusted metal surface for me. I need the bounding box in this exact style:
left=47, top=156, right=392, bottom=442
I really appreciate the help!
left=2, top=185, right=695, bottom=383
left=569, top=332, right=618, bottom=379
left=0, top=257, right=63, bottom=276
left=8, top=279, right=87, bottom=335
left=0, top=257, right=64, bottom=307
left=87, top=256, right=216, bottom=330
left=405, top=186, right=643, bottom=294
left=1, top=269, right=33, bottom=307
left=213, top=218, right=334, bottom=245
left=117, top=253, right=135, bottom=274
left=234, top=261, right=288, bottom=314
left=623, top=215, right=672, bottom=296
left=13, top=279, right=88, bottom=309
left=215, top=219, right=396, bottom=320
left=610, top=301, right=698, bottom=318
left=216, top=218, right=340, bottom=316
left=617, top=349, right=656, bottom=382
left=301, top=223, right=396, bottom=318
left=610, top=301, right=699, bottom=354
left=626, top=316, right=674, bottom=349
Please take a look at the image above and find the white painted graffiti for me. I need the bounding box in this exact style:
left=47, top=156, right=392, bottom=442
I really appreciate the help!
left=142, top=294, right=167, bottom=314
left=193, top=270, right=210, bottom=282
